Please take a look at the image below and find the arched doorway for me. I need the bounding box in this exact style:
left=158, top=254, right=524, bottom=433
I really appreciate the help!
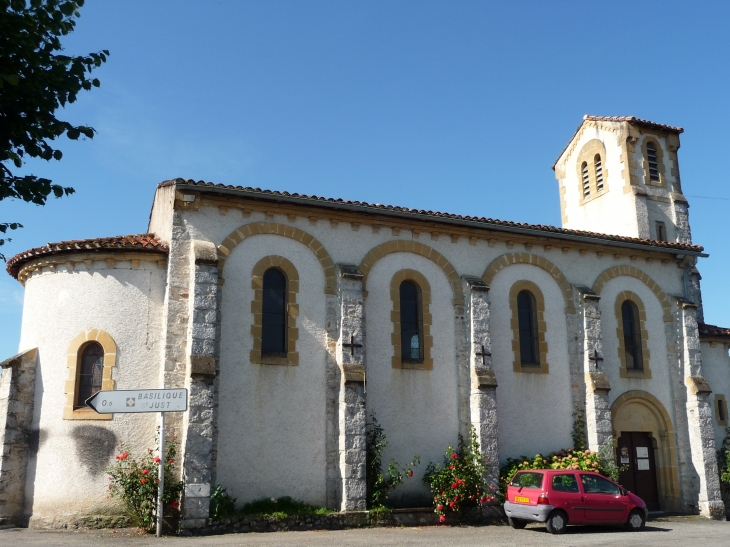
left=611, top=391, right=681, bottom=512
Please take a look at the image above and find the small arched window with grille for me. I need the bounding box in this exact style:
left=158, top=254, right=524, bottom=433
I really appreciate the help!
left=646, top=142, right=660, bottom=182
left=594, top=154, right=604, bottom=191
left=621, top=300, right=643, bottom=371
left=75, top=342, right=104, bottom=409
left=581, top=161, right=590, bottom=197
left=262, top=268, right=288, bottom=355
left=517, top=290, right=540, bottom=366
left=399, top=280, right=423, bottom=362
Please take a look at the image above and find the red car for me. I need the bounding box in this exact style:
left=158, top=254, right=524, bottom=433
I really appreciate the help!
left=503, top=469, right=647, bottom=534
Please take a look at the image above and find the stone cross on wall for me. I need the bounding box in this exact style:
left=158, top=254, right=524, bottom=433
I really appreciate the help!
left=342, top=335, right=363, bottom=357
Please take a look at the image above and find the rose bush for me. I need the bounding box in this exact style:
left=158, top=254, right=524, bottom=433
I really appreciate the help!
left=106, top=434, right=183, bottom=530
left=423, top=428, right=497, bottom=521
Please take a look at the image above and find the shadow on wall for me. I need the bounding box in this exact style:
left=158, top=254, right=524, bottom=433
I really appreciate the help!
left=71, top=425, right=118, bottom=477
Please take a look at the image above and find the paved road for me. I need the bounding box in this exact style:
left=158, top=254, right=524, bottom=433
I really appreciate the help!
left=1, top=517, right=727, bottom=546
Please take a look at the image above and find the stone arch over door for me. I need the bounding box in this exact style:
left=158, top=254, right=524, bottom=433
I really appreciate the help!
left=611, top=390, right=681, bottom=512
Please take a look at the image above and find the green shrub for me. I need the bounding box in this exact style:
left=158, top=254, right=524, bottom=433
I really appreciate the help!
left=366, top=413, right=420, bottom=509
left=716, top=427, right=730, bottom=492
left=423, top=427, right=497, bottom=522
left=239, top=496, right=333, bottom=518
left=210, top=485, right=237, bottom=521
left=106, top=435, right=183, bottom=530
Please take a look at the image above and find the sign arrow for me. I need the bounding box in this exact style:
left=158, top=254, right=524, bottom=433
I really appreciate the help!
left=86, top=388, right=188, bottom=414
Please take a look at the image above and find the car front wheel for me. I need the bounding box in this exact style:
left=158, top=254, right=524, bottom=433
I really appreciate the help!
left=545, top=510, right=568, bottom=534
left=507, top=516, right=527, bottom=529
left=625, top=509, right=646, bottom=531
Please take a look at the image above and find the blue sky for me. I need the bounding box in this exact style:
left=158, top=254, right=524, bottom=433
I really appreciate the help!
left=1, top=1, right=729, bottom=357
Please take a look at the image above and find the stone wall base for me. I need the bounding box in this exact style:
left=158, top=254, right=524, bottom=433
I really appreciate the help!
left=181, top=506, right=505, bottom=536
left=28, top=512, right=133, bottom=530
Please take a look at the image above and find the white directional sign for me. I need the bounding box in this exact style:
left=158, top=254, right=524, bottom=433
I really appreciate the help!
left=86, top=388, right=188, bottom=414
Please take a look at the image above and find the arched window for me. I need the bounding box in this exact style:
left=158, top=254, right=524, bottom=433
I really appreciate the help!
left=517, top=290, right=540, bottom=366
left=75, top=342, right=104, bottom=409
left=399, top=280, right=423, bottom=362
left=646, top=142, right=659, bottom=183
left=581, top=161, right=590, bottom=197
left=262, top=268, right=287, bottom=355
left=621, top=300, right=643, bottom=370
left=594, top=154, right=604, bottom=191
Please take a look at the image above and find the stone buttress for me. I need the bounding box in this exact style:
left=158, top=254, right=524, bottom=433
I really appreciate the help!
left=678, top=300, right=724, bottom=519
left=179, top=240, right=221, bottom=529
left=463, top=276, right=499, bottom=482
left=0, top=349, right=37, bottom=526
left=336, top=265, right=367, bottom=511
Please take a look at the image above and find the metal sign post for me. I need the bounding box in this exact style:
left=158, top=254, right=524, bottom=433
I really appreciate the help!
left=87, top=388, right=187, bottom=538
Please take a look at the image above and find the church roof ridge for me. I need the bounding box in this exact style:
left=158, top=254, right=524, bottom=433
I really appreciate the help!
left=582, top=115, right=684, bottom=134
left=165, top=178, right=705, bottom=255
left=6, top=234, right=168, bottom=279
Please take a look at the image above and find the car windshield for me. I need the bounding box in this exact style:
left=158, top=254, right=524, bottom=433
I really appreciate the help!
left=580, top=474, right=620, bottom=495
left=510, top=472, right=543, bottom=489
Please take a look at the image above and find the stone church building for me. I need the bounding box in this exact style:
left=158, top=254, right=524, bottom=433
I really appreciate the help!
left=1, top=115, right=729, bottom=528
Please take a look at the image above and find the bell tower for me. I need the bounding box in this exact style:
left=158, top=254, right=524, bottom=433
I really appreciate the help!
left=553, top=115, right=691, bottom=244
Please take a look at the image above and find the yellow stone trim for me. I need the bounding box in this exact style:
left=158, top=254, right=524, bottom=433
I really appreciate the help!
left=359, top=241, right=464, bottom=306
left=218, top=222, right=336, bottom=295
left=63, top=329, right=117, bottom=420
left=482, top=253, right=576, bottom=314
left=614, top=291, right=652, bottom=380
left=640, top=135, right=667, bottom=188
left=249, top=256, right=300, bottom=366
left=16, top=251, right=167, bottom=286
left=715, top=394, right=728, bottom=427
left=509, top=280, right=549, bottom=374
left=591, top=265, right=673, bottom=322
left=390, top=269, right=433, bottom=370
left=575, top=139, right=609, bottom=204
left=611, top=390, right=681, bottom=511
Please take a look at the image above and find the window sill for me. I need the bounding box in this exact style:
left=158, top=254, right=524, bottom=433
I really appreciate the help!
left=63, top=406, right=112, bottom=420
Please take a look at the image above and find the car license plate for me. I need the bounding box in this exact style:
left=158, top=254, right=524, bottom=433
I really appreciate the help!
left=514, top=496, right=530, bottom=504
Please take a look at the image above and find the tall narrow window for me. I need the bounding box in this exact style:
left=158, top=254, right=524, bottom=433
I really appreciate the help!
left=581, top=161, right=590, bottom=197
left=646, top=142, right=660, bottom=182
left=517, top=290, right=540, bottom=366
left=656, top=221, right=667, bottom=242
left=76, top=342, right=104, bottom=409
left=594, top=154, right=604, bottom=191
left=400, top=280, right=423, bottom=362
left=621, top=300, right=643, bottom=371
left=262, top=268, right=287, bottom=355
left=718, top=399, right=727, bottom=424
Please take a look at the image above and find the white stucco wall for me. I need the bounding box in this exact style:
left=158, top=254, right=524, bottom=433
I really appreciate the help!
left=365, top=253, right=460, bottom=506
left=489, top=264, right=573, bottom=461
left=559, top=123, right=640, bottom=238
left=216, top=234, right=329, bottom=507
left=17, top=260, right=167, bottom=521
left=601, top=276, right=675, bottom=425
left=699, top=341, right=730, bottom=447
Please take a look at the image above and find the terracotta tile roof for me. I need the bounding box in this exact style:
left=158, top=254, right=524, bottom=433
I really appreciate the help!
left=167, top=178, right=705, bottom=254
left=6, top=234, right=168, bottom=279
left=583, top=115, right=684, bottom=134
left=698, top=323, right=730, bottom=339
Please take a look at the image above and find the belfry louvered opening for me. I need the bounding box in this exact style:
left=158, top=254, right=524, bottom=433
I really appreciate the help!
left=647, top=142, right=660, bottom=182
left=594, top=154, right=604, bottom=191
left=581, top=161, right=590, bottom=197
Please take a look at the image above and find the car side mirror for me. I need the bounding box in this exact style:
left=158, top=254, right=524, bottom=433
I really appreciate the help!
left=619, top=487, right=627, bottom=496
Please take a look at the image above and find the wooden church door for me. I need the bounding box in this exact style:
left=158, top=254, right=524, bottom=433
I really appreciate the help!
left=617, top=432, right=660, bottom=511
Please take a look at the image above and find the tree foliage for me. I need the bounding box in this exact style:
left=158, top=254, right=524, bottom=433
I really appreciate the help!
left=0, top=0, right=108, bottom=256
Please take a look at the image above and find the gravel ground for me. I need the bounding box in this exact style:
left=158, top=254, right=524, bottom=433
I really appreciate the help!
left=1, top=516, right=727, bottom=547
